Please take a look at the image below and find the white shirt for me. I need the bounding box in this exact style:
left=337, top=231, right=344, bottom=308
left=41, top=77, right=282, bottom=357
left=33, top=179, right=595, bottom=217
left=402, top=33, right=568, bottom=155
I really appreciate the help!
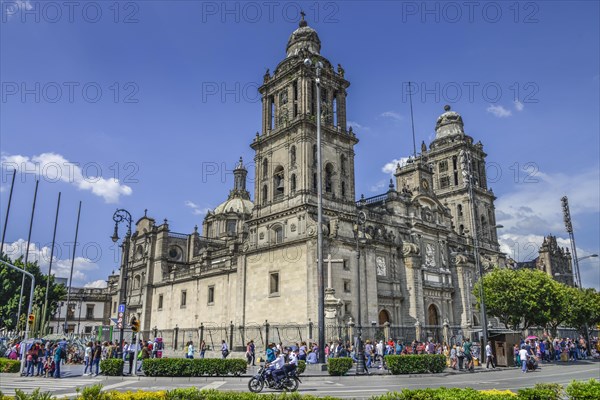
left=486, top=344, right=493, bottom=357
left=519, top=349, right=528, bottom=360
left=84, top=346, right=92, bottom=358
left=272, top=354, right=285, bottom=369
left=288, top=352, right=298, bottom=366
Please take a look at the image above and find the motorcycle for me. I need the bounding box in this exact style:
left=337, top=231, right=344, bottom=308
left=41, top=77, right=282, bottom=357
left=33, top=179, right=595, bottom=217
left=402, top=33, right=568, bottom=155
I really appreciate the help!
left=248, top=364, right=301, bottom=393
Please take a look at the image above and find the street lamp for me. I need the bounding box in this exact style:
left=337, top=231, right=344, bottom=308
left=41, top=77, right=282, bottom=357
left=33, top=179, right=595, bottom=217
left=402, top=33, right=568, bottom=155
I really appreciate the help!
left=111, top=208, right=133, bottom=361
left=354, top=201, right=367, bottom=375
left=577, top=254, right=598, bottom=263
left=304, top=57, right=326, bottom=363
left=459, top=149, right=488, bottom=362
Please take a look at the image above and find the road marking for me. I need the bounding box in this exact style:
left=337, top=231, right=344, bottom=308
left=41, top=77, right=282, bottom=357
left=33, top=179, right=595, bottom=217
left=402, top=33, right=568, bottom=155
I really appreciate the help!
left=201, top=381, right=226, bottom=390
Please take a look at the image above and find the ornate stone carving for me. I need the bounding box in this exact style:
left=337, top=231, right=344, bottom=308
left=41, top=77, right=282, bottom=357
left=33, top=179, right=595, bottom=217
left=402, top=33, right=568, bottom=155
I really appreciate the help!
left=402, top=242, right=420, bottom=256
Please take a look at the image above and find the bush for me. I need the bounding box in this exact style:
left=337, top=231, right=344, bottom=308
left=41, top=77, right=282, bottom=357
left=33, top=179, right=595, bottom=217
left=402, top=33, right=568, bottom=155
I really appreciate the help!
left=373, top=388, right=516, bottom=399
left=384, top=354, right=447, bottom=374
left=327, top=357, right=353, bottom=376
left=0, top=359, right=21, bottom=373
left=100, top=359, right=124, bottom=376
left=141, top=358, right=246, bottom=377
left=565, top=379, right=600, bottom=400
left=297, top=360, right=306, bottom=375
left=517, top=388, right=558, bottom=400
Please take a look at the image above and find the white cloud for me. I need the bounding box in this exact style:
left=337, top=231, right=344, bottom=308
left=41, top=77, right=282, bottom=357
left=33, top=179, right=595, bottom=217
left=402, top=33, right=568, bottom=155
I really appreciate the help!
left=495, top=167, right=599, bottom=234
left=84, top=280, right=108, bottom=289
left=347, top=121, right=369, bottom=131
left=486, top=104, right=512, bottom=118
left=380, top=111, right=403, bottom=121
left=495, top=166, right=600, bottom=289
left=184, top=200, right=210, bottom=216
left=369, top=180, right=386, bottom=192
left=1, top=152, right=132, bottom=203
left=513, top=100, right=524, bottom=112
left=382, top=158, right=409, bottom=175
left=498, top=233, right=599, bottom=290
left=2, top=239, right=101, bottom=286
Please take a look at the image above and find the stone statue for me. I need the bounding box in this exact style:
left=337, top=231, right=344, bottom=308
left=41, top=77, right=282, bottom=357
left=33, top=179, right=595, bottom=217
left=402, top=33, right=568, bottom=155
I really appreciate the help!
left=337, top=63, right=345, bottom=77
left=263, top=69, right=270, bottom=84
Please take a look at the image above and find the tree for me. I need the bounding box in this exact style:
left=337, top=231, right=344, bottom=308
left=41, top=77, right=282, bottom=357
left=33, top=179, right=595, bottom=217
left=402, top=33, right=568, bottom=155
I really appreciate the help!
left=473, top=267, right=565, bottom=331
left=0, top=253, right=66, bottom=332
left=564, top=287, right=600, bottom=336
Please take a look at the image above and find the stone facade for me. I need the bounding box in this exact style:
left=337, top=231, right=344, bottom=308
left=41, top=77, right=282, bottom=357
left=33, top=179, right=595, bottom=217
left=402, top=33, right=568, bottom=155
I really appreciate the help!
left=513, top=235, right=575, bottom=286
left=108, top=18, right=505, bottom=341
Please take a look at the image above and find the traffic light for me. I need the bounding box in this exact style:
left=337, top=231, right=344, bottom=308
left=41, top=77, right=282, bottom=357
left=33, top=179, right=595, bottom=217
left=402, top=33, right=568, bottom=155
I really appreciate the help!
left=131, top=316, right=140, bottom=332
left=27, top=314, right=35, bottom=326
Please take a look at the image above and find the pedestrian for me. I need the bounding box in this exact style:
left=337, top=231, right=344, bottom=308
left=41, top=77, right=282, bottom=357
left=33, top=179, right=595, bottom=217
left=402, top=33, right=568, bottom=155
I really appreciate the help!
left=450, top=345, right=457, bottom=370
left=463, top=338, right=473, bottom=372
left=186, top=341, right=195, bottom=359
left=221, top=340, right=229, bottom=359
left=53, top=344, right=62, bottom=379
left=485, top=341, right=496, bottom=369
left=519, top=345, right=529, bottom=373
left=92, top=341, right=102, bottom=376
left=137, top=343, right=150, bottom=372
left=199, top=340, right=206, bottom=359
left=456, top=342, right=465, bottom=370
left=83, top=342, right=93, bottom=375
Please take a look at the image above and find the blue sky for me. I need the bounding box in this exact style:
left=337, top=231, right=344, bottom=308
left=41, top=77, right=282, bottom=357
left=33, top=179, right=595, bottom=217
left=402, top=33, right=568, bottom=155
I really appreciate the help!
left=1, top=1, right=599, bottom=289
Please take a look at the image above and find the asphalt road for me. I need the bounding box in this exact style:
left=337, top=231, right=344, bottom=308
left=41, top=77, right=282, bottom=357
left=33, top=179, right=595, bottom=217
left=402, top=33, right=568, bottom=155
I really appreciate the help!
left=1, top=361, right=598, bottom=399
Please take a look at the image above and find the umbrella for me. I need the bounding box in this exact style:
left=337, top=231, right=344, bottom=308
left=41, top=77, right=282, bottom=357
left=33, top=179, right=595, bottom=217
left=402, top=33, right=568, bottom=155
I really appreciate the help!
left=526, top=335, right=538, bottom=340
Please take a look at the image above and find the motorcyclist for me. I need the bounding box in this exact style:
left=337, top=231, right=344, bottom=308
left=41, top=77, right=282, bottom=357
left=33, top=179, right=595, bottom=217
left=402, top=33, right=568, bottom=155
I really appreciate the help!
left=283, top=348, right=299, bottom=378
left=267, top=349, right=286, bottom=387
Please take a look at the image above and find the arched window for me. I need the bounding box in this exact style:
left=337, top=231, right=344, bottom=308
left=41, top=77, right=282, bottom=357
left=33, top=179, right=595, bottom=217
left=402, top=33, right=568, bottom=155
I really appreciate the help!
left=273, top=226, right=283, bottom=244
left=313, top=173, right=317, bottom=192
left=325, top=163, right=334, bottom=193
left=312, top=144, right=318, bottom=166
left=270, top=96, right=275, bottom=130
left=290, top=146, right=296, bottom=166
left=273, top=166, right=284, bottom=198
left=341, top=181, right=346, bottom=198
left=340, top=154, right=347, bottom=174
left=262, top=185, right=268, bottom=205
left=290, top=174, right=297, bottom=192
left=457, top=204, right=463, bottom=217
left=262, top=158, right=268, bottom=179
left=459, top=224, right=464, bottom=235
left=332, top=93, right=338, bottom=127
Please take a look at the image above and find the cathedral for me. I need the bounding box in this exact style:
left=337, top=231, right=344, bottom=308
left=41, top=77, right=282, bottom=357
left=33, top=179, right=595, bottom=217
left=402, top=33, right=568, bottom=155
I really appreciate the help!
left=107, top=18, right=506, bottom=345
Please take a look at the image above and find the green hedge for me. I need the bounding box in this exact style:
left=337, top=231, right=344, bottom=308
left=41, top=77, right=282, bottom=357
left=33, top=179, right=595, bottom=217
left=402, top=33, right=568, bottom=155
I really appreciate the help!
left=0, top=359, right=21, bottom=373
left=1, top=382, right=599, bottom=400
left=100, top=359, right=124, bottom=376
left=327, top=357, right=353, bottom=376
left=141, top=358, right=246, bottom=377
left=297, top=360, right=306, bottom=375
left=565, top=379, right=600, bottom=400
left=384, top=354, right=447, bottom=374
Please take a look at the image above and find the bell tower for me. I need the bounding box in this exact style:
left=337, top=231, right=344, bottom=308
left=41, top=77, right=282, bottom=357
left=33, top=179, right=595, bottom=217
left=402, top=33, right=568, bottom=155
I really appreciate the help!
left=250, top=15, right=358, bottom=219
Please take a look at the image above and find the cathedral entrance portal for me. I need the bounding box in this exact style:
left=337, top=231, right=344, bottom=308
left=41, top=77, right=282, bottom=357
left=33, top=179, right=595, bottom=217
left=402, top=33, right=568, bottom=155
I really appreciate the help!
left=378, top=309, right=390, bottom=325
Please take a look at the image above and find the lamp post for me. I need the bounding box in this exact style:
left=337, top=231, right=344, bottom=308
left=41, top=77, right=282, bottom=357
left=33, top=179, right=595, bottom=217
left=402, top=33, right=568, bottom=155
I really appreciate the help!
left=304, top=57, right=326, bottom=363
left=459, top=149, right=487, bottom=362
left=354, top=204, right=367, bottom=374
left=111, top=208, right=133, bottom=361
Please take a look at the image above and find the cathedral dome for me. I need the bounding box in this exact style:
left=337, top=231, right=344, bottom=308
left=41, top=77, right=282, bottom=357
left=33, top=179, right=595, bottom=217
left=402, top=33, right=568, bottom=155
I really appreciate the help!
left=213, top=197, right=254, bottom=216
left=435, top=105, right=464, bottom=138
left=286, top=13, right=321, bottom=58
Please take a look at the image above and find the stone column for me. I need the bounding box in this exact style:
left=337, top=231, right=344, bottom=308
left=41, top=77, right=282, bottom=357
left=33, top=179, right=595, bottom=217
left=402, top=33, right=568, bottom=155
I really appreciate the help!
left=415, top=321, right=422, bottom=342
left=402, top=246, right=424, bottom=326
left=324, top=288, right=343, bottom=342
left=347, top=318, right=355, bottom=343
